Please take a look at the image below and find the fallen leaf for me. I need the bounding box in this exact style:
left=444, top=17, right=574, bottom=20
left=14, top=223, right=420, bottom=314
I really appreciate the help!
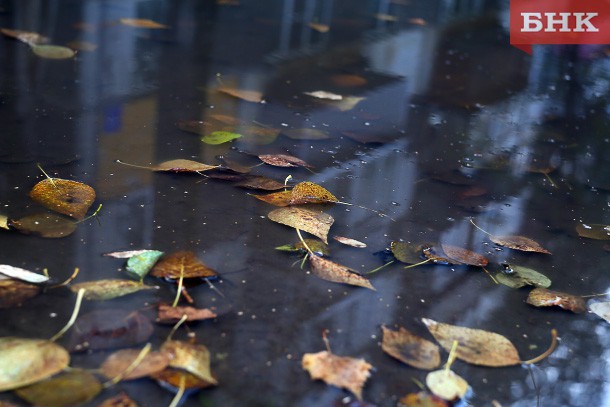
left=31, top=44, right=76, bottom=59
left=282, top=128, right=330, bottom=140
left=0, top=338, right=69, bottom=391
left=390, top=241, right=425, bottom=264
left=218, top=157, right=252, bottom=174
left=333, top=96, right=365, bottom=112
left=239, top=125, right=280, bottom=144
left=399, top=391, right=448, bottom=407
left=333, top=236, right=367, bottom=248
left=302, top=350, right=372, bottom=400
left=201, top=131, right=242, bottom=145
left=156, top=303, right=218, bottom=324
left=422, top=318, right=521, bottom=367
left=268, top=207, right=334, bottom=243
left=490, top=235, right=551, bottom=254
left=330, top=74, right=367, bottom=87
left=15, top=369, right=101, bottom=406
left=100, top=348, right=170, bottom=380
left=152, top=159, right=218, bottom=173
left=526, top=287, right=586, bottom=313
left=119, top=18, right=169, bottom=29
left=276, top=239, right=330, bottom=256
left=0, top=265, right=49, bottom=284
left=422, top=245, right=461, bottom=265
left=69, top=279, right=157, bottom=300
left=425, top=369, right=469, bottom=401
left=68, top=309, right=153, bottom=352
left=126, top=250, right=164, bottom=280
left=589, top=302, right=610, bottom=323
left=308, top=22, right=329, bottom=33
left=495, top=265, right=551, bottom=289
left=375, top=13, right=398, bottom=21
left=217, top=87, right=264, bottom=103
left=0, top=214, right=8, bottom=230
left=151, top=368, right=213, bottom=391
left=234, top=175, right=285, bottom=191
left=304, top=90, right=342, bottom=100
left=290, top=181, right=337, bottom=205
left=98, top=392, right=139, bottom=407
left=104, top=250, right=156, bottom=258
left=253, top=190, right=292, bottom=206
left=408, top=18, right=427, bottom=26
left=259, top=153, right=313, bottom=168
left=309, top=255, right=375, bottom=290
left=381, top=326, right=440, bottom=370
left=177, top=120, right=211, bottom=136
left=150, top=251, right=217, bottom=279
left=0, top=280, right=41, bottom=308
left=576, top=223, right=610, bottom=240
left=439, top=244, right=488, bottom=267
left=65, top=40, right=98, bottom=51
left=9, top=213, right=77, bottom=238
left=161, top=340, right=218, bottom=385
left=29, top=178, right=96, bottom=220
left=0, top=28, right=50, bottom=45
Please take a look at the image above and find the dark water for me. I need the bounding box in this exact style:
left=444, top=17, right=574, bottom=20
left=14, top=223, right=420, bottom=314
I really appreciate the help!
left=1, top=1, right=610, bottom=406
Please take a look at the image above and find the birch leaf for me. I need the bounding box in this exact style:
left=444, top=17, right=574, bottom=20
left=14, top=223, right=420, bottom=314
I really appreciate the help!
left=150, top=251, right=217, bottom=279
left=201, top=131, right=242, bottom=145
left=156, top=304, right=218, bottom=324
left=29, top=178, right=96, bottom=220
left=259, top=153, right=313, bottom=168
left=490, top=235, right=551, bottom=254
left=217, top=87, right=263, bottom=103
left=526, top=287, right=585, bottom=313
left=425, top=369, right=469, bottom=401
left=234, top=175, right=285, bottom=191
left=268, top=207, right=334, bottom=243
left=333, top=236, right=367, bottom=248
left=495, top=265, right=551, bottom=289
left=9, top=213, right=77, bottom=238
left=289, top=181, right=337, bottom=205
left=161, top=340, right=218, bottom=385
left=100, top=348, right=170, bottom=380
left=70, top=279, right=157, bottom=301
left=381, top=325, right=440, bottom=370
left=309, top=255, right=375, bottom=291
left=439, top=244, right=488, bottom=267
left=31, top=44, right=76, bottom=59
left=126, top=250, right=164, bottom=280
left=253, top=190, right=292, bottom=206
left=0, top=265, right=49, bottom=284
left=390, top=241, right=425, bottom=264
left=15, top=369, right=101, bottom=406
left=576, top=223, right=610, bottom=240
left=119, top=18, right=169, bottom=29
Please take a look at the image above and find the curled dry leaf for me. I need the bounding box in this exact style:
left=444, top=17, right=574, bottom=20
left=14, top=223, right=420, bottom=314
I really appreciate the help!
left=333, top=236, right=367, bottom=248
left=119, top=18, right=169, bottom=28
left=526, top=287, right=586, bottom=313
left=177, top=120, right=211, bottom=136
left=258, top=153, right=313, bottom=168
left=70, top=279, right=157, bottom=301
left=0, top=279, right=41, bottom=309
left=234, top=175, right=285, bottom=191
left=490, top=235, right=551, bottom=254
left=282, top=128, right=330, bottom=140
left=150, top=251, right=217, bottom=279
left=253, top=190, right=292, bottom=206
left=15, top=369, right=101, bottom=406
left=589, top=302, right=610, bottom=323
left=302, top=351, right=372, bottom=401
left=157, top=303, right=218, bottom=324
left=303, top=90, right=342, bottom=100
left=425, top=369, right=469, bottom=401
left=381, top=326, right=440, bottom=370
left=100, top=348, right=170, bottom=380
left=29, top=178, right=96, bottom=220
left=439, top=244, right=488, bottom=267
left=309, top=255, right=375, bottom=291
left=495, top=265, right=551, bottom=289
left=0, top=338, right=70, bottom=391
left=98, top=392, right=139, bottom=407
left=268, top=207, right=334, bottom=244
left=0, top=265, right=49, bottom=284
left=217, top=87, right=264, bottom=103
left=161, top=340, right=218, bottom=385
left=9, top=213, right=77, bottom=238
left=422, top=318, right=521, bottom=367
left=576, top=223, right=610, bottom=240
left=289, top=181, right=337, bottom=205
left=1, top=28, right=50, bottom=45
left=31, top=44, right=76, bottom=59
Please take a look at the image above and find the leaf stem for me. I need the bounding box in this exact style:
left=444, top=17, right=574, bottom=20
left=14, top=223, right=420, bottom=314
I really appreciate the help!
left=75, top=204, right=103, bottom=224
left=114, top=159, right=153, bottom=170
left=205, top=278, right=225, bottom=298
left=482, top=267, right=499, bottom=284
left=168, top=374, right=186, bottom=407
left=295, top=229, right=313, bottom=255
left=50, top=288, right=85, bottom=342
left=523, top=329, right=558, bottom=364
left=103, top=343, right=152, bottom=388
left=48, top=267, right=80, bottom=288
left=469, top=218, right=492, bottom=236
left=444, top=340, right=459, bottom=372
left=322, top=329, right=332, bottom=353
left=166, top=314, right=188, bottom=342
left=365, top=260, right=394, bottom=275
left=404, top=258, right=431, bottom=269
left=172, top=262, right=185, bottom=307
left=36, top=163, right=58, bottom=188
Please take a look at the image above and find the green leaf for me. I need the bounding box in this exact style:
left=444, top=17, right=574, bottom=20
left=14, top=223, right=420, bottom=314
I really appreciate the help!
left=390, top=241, right=424, bottom=264
left=495, top=265, right=551, bottom=289
left=69, top=279, right=157, bottom=300
left=126, top=250, right=164, bottom=280
left=201, top=131, right=242, bottom=145
left=15, top=369, right=101, bottom=407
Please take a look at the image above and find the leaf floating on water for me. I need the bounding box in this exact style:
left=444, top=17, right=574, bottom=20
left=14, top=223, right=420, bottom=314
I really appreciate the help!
left=333, top=236, right=367, bottom=248
left=65, top=40, right=98, bottom=51
left=0, top=280, right=41, bottom=309
left=15, top=369, right=101, bottom=406
left=104, top=249, right=157, bottom=259
left=151, top=251, right=217, bottom=279
left=100, top=348, right=170, bottom=380
left=439, top=244, right=488, bottom=267
left=0, top=265, right=49, bottom=284
left=10, top=213, right=77, bottom=238
left=153, top=159, right=217, bottom=172
left=0, top=338, right=69, bottom=391
left=161, top=340, right=218, bottom=385
left=29, top=178, right=96, bottom=220
left=399, top=391, right=448, bottom=407
left=68, top=309, right=153, bottom=352
left=70, top=279, right=157, bottom=301
left=526, top=287, right=585, bottom=313
left=375, top=13, right=398, bottom=21
left=0, top=28, right=50, bottom=45
left=422, top=318, right=521, bottom=367
left=177, top=120, right=211, bottom=136
left=119, top=18, right=169, bottom=28
left=253, top=190, right=293, bottom=206
left=495, top=265, right=551, bottom=289
left=309, top=255, right=375, bottom=291
left=151, top=368, right=213, bottom=391
left=30, top=44, right=76, bottom=59
left=0, top=214, right=8, bottom=230
left=422, top=245, right=460, bottom=265
left=303, top=90, right=342, bottom=100
left=201, top=131, right=242, bottom=145
left=576, top=223, right=610, bottom=240
left=98, top=392, right=139, bottom=407
left=258, top=153, right=313, bottom=168
left=157, top=303, right=218, bottom=324
left=268, top=207, right=334, bottom=243
left=390, top=241, right=425, bottom=264
left=589, top=302, right=610, bottom=323
left=490, top=235, right=551, bottom=254
left=126, top=250, right=164, bottom=280
left=381, top=325, right=440, bottom=370
left=234, top=175, right=285, bottom=191
left=330, top=74, right=367, bottom=87
left=290, top=181, right=337, bottom=205
left=217, top=87, right=264, bottom=103
left=425, top=369, right=469, bottom=401
left=282, top=128, right=330, bottom=140
left=276, top=239, right=330, bottom=256
left=302, top=350, right=372, bottom=401
left=307, top=22, right=330, bottom=33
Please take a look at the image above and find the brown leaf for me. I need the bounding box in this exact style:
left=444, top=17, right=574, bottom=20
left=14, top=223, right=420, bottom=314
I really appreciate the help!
left=97, top=392, right=139, bottom=407
left=69, top=279, right=157, bottom=301
left=151, top=368, right=213, bottom=390
left=422, top=245, right=461, bottom=265
left=10, top=213, right=77, bottom=238
left=381, top=326, right=440, bottom=370
left=0, top=280, right=41, bottom=309
left=161, top=340, right=218, bottom=385
left=150, top=251, right=217, bottom=279
left=526, top=287, right=585, bottom=313
left=100, top=348, right=170, bottom=380
left=29, top=178, right=96, bottom=220
left=119, top=18, right=169, bottom=28
left=289, top=181, right=337, bottom=205
left=234, top=175, right=285, bottom=191
left=15, top=369, right=101, bottom=406
left=152, top=159, right=218, bottom=173
left=267, top=207, right=334, bottom=243
left=330, top=74, right=367, bottom=87
left=217, top=87, right=264, bottom=103
left=422, top=318, right=521, bottom=367
left=490, top=235, right=551, bottom=254
left=302, top=350, right=372, bottom=400
left=308, top=22, right=330, bottom=33
left=253, top=190, right=292, bottom=206
left=259, top=153, right=313, bottom=168
left=309, top=255, right=375, bottom=291
left=156, top=304, right=218, bottom=324
left=575, top=223, right=610, bottom=240
left=399, top=391, right=448, bottom=407
left=333, top=236, right=367, bottom=248
left=0, top=28, right=49, bottom=45
left=439, top=244, right=488, bottom=267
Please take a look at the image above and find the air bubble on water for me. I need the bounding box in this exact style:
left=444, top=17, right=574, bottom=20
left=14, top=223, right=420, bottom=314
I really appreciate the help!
left=391, top=201, right=400, bottom=206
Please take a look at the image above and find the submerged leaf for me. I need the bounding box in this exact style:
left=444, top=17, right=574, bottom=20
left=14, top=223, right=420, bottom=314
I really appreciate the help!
left=302, top=350, right=372, bottom=401
left=422, top=318, right=521, bottom=367
left=100, top=348, right=170, bottom=380
left=425, top=369, right=469, bottom=401
left=490, top=235, right=551, bottom=254
left=526, top=287, right=585, bottom=313
left=268, top=207, right=334, bottom=243
left=399, top=391, right=448, bottom=407
left=589, top=302, right=610, bottom=323
left=15, top=369, right=101, bottom=407
left=126, top=250, right=164, bottom=280
left=0, top=338, right=69, bottom=391
left=217, top=87, right=263, bottom=103
left=98, top=392, right=139, bottom=407
left=31, top=44, right=76, bottom=59
left=0, top=280, right=41, bottom=308
left=201, top=131, right=242, bottom=145
left=0, top=214, right=8, bottom=230
left=307, top=22, right=330, bottom=33
left=330, top=74, right=367, bottom=87
left=234, top=175, right=285, bottom=191
left=309, top=255, right=375, bottom=291
left=162, top=340, right=218, bottom=385
left=289, top=181, right=337, bottom=205
left=70, top=279, right=157, bottom=300
left=333, top=236, right=367, bottom=248
left=303, top=90, right=342, bottom=100
left=576, top=223, right=610, bottom=240
left=0, top=265, right=49, bottom=284
left=29, top=178, right=96, bottom=220
left=381, top=326, right=440, bottom=370
left=439, top=244, right=488, bottom=267
left=282, top=128, right=330, bottom=140
left=9, top=213, right=77, bottom=238
left=495, top=265, right=551, bottom=289
left=253, top=190, right=292, bottom=206
left=259, top=153, right=313, bottom=168
left=156, top=304, right=218, bottom=324
left=150, top=251, right=217, bottom=279
left=390, top=241, right=424, bottom=264
left=1, top=28, right=50, bottom=45
left=119, top=18, right=169, bottom=28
